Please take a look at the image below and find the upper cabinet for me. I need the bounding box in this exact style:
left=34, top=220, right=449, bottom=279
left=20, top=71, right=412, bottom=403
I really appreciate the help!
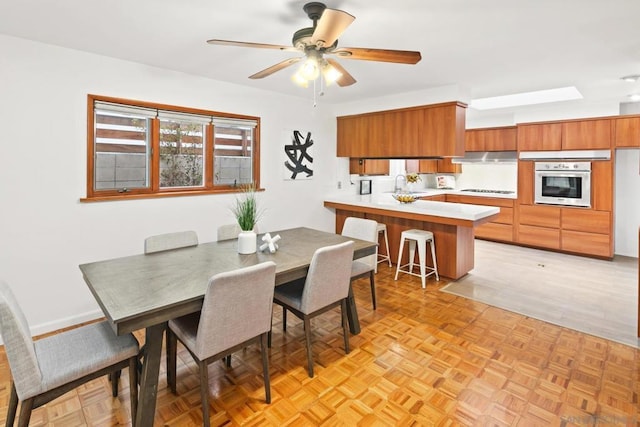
left=517, top=119, right=611, bottom=151
left=614, top=116, right=640, bottom=147
left=349, top=159, right=390, bottom=176
left=562, top=119, right=611, bottom=150
left=517, top=123, right=563, bottom=151
left=337, top=102, right=467, bottom=158
left=405, top=158, right=461, bottom=174
left=465, top=127, right=517, bottom=152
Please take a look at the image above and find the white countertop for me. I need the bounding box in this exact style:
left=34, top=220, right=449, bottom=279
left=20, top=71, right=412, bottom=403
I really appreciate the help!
left=324, top=193, right=500, bottom=221
left=395, top=189, right=517, bottom=199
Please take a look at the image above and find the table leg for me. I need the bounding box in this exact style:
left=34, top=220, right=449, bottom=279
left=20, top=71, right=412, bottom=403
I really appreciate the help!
left=135, top=322, right=166, bottom=427
left=346, top=284, right=361, bottom=335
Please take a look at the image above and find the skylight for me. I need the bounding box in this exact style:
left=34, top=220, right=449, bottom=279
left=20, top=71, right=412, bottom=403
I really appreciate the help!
left=470, top=86, right=583, bottom=110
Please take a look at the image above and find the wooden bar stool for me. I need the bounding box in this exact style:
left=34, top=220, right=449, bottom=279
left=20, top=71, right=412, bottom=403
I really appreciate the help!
left=376, top=222, right=392, bottom=273
left=394, top=229, right=439, bottom=288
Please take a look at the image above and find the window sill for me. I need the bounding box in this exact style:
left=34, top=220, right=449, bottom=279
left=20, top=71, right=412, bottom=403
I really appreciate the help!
left=80, top=187, right=262, bottom=203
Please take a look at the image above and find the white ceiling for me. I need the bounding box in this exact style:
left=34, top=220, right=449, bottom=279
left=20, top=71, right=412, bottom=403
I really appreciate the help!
left=3, top=0, right=640, bottom=116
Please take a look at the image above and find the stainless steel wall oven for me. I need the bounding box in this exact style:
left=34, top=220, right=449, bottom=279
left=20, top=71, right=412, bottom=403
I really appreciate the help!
left=534, top=162, right=591, bottom=207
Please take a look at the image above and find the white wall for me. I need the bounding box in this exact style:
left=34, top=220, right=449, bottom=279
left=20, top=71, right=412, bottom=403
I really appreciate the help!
left=0, top=34, right=339, bottom=335
left=614, top=149, right=640, bottom=257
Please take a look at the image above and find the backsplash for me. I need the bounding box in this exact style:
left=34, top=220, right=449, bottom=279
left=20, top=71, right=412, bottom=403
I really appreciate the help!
left=454, top=163, right=518, bottom=191
left=347, top=161, right=518, bottom=194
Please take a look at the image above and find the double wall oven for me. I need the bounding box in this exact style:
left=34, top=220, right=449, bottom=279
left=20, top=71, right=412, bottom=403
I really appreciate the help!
left=534, top=161, right=591, bottom=208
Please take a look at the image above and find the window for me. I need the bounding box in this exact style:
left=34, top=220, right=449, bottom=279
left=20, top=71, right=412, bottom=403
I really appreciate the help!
left=85, top=95, right=260, bottom=201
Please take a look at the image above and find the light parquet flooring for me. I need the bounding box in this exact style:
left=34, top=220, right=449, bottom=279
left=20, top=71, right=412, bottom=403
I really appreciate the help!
left=0, top=261, right=638, bottom=426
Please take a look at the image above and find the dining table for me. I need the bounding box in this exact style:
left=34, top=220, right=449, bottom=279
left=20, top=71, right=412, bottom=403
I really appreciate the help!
left=79, top=227, right=377, bottom=426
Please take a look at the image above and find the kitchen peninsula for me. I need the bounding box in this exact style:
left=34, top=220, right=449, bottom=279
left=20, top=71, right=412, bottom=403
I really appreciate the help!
left=324, top=194, right=500, bottom=280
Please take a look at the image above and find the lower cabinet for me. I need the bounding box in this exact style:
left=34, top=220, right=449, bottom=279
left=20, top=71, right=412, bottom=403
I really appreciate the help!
left=516, top=204, right=612, bottom=257
left=446, top=195, right=515, bottom=242
left=419, top=194, right=446, bottom=202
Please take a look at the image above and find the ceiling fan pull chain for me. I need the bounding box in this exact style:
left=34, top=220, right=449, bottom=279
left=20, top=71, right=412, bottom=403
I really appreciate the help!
left=313, top=77, right=318, bottom=107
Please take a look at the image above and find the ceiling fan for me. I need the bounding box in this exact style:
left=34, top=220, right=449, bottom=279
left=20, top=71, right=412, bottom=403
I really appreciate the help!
left=206, top=2, right=422, bottom=88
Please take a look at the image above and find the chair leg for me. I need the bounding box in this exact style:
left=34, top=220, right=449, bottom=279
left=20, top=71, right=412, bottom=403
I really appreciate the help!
left=225, top=355, right=232, bottom=368
left=383, top=229, right=392, bottom=267
left=417, top=239, right=427, bottom=288
left=282, top=306, right=287, bottom=332
left=303, top=316, right=314, bottom=377
left=394, top=235, right=406, bottom=281
left=111, top=370, right=121, bottom=397
left=17, top=397, right=34, bottom=427
left=166, top=328, right=178, bottom=394
left=268, top=311, right=273, bottom=348
left=430, top=239, right=440, bottom=281
left=7, top=381, right=18, bottom=426
left=129, top=356, right=138, bottom=421
left=341, top=299, right=350, bottom=354
left=369, top=271, right=377, bottom=310
left=260, top=333, right=271, bottom=404
left=199, top=360, right=211, bottom=427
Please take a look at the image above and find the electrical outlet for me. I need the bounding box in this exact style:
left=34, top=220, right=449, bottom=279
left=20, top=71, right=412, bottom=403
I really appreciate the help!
left=337, top=181, right=342, bottom=189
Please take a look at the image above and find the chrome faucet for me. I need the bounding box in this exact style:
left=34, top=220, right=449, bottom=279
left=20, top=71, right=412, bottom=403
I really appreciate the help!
left=394, top=174, right=406, bottom=193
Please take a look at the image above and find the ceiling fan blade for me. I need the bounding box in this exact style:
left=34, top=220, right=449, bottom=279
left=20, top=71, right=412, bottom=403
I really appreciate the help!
left=249, top=57, right=302, bottom=79
left=311, top=8, right=355, bottom=48
left=332, top=47, right=422, bottom=64
left=326, top=58, right=356, bottom=87
left=207, top=39, right=299, bottom=53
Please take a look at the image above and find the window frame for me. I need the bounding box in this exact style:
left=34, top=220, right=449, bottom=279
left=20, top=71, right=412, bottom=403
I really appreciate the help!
left=83, top=94, right=261, bottom=202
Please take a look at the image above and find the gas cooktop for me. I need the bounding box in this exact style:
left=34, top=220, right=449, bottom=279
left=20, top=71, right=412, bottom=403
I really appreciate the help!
left=461, top=189, right=515, bottom=194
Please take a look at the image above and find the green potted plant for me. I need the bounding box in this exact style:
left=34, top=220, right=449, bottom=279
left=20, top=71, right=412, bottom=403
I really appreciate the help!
left=231, top=184, right=262, bottom=254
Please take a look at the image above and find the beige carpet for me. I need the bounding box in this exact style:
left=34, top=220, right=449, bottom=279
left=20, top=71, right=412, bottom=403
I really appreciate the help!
left=440, top=239, right=640, bottom=348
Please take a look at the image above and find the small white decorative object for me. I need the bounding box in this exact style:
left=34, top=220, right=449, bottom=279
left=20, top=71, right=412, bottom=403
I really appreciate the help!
left=237, top=230, right=257, bottom=254
left=259, top=233, right=281, bottom=253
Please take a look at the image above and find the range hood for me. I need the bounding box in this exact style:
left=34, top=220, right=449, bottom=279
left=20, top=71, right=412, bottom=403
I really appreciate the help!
left=518, top=149, right=611, bottom=160
left=451, top=151, right=518, bottom=164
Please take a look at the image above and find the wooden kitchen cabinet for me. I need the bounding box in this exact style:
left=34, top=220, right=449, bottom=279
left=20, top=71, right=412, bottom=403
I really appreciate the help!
left=561, top=229, right=611, bottom=257
left=419, top=194, right=446, bottom=201
left=518, top=204, right=561, bottom=228
left=562, top=208, right=610, bottom=235
left=517, top=160, right=535, bottom=205
left=614, top=116, right=640, bottom=147
left=516, top=204, right=613, bottom=257
left=517, top=204, right=561, bottom=249
left=517, top=123, right=562, bottom=151
left=517, top=119, right=612, bottom=151
left=349, top=158, right=390, bottom=175
left=518, top=224, right=561, bottom=249
left=337, top=101, right=467, bottom=158
left=405, top=158, right=461, bottom=174
left=465, top=127, right=517, bottom=152
left=562, top=119, right=611, bottom=150
left=561, top=208, right=612, bottom=258
left=445, top=194, right=515, bottom=242
left=591, top=160, right=613, bottom=211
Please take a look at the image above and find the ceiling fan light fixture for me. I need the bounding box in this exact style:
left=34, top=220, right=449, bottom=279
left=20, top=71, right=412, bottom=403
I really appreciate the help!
left=300, top=56, right=320, bottom=80
left=322, top=62, right=342, bottom=85
left=291, top=71, right=309, bottom=88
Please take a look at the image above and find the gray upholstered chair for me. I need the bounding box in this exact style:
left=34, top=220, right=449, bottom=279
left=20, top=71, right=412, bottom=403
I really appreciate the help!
left=272, top=240, right=355, bottom=377
left=144, top=230, right=198, bottom=254
left=0, top=280, right=139, bottom=426
left=165, top=261, right=276, bottom=427
left=216, top=223, right=242, bottom=241
left=341, top=217, right=379, bottom=309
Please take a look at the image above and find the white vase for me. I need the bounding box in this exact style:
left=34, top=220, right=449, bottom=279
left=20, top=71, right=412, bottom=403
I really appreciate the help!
left=237, top=230, right=257, bottom=254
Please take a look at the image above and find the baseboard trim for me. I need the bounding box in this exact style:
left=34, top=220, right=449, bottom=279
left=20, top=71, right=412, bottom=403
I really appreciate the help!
left=31, top=309, right=105, bottom=338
